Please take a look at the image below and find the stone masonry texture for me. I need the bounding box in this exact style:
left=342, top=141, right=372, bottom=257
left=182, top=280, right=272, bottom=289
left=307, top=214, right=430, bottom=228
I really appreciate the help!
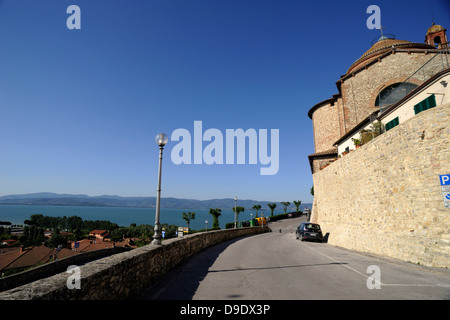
left=0, top=227, right=268, bottom=299
left=311, top=51, right=448, bottom=156
left=311, top=104, right=449, bottom=268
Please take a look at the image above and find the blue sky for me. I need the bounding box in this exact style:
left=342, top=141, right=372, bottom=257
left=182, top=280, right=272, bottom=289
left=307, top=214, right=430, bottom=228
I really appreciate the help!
left=0, top=0, right=448, bottom=203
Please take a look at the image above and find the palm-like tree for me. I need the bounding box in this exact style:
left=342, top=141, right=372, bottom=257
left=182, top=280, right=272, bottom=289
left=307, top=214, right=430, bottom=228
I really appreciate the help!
left=280, top=201, right=290, bottom=214
left=232, top=206, right=245, bottom=222
left=267, top=203, right=277, bottom=216
left=209, top=208, right=222, bottom=229
left=293, top=200, right=302, bottom=212
left=182, top=212, right=195, bottom=230
left=252, top=205, right=261, bottom=217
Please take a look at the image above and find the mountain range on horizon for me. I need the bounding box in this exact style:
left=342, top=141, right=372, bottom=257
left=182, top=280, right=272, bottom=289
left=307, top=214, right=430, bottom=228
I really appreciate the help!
left=0, top=192, right=312, bottom=211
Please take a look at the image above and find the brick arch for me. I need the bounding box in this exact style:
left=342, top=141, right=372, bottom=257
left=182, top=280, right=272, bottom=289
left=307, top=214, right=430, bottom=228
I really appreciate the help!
left=369, top=77, right=423, bottom=108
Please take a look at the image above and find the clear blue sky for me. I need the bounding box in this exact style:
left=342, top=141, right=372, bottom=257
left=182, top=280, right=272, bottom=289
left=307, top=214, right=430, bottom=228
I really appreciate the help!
left=0, top=0, right=448, bottom=203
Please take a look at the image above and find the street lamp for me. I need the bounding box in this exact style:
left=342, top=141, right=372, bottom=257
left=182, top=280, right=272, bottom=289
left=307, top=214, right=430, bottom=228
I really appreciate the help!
left=234, top=196, right=237, bottom=229
left=152, top=133, right=168, bottom=245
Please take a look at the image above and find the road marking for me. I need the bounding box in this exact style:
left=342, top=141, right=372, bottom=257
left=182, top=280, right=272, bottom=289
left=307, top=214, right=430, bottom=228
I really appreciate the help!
left=300, top=241, right=374, bottom=281
left=299, top=241, right=450, bottom=288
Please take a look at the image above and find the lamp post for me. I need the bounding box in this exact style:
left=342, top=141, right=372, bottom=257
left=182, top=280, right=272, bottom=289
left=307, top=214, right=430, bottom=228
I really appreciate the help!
left=261, top=211, right=264, bottom=231
left=205, top=220, right=208, bottom=232
left=152, top=133, right=168, bottom=245
left=234, top=196, right=237, bottom=229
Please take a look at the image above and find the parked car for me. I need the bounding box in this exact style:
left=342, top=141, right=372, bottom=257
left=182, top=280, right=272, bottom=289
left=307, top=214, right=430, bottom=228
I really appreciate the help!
left=287, top=212, right=301, bottom=218
left=296, top=223, right=323, bottom=242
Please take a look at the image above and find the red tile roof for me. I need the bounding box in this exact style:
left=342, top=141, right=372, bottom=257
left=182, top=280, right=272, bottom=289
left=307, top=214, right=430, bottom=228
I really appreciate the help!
left=0, top=246, right=77, bottom=272
left=89, top=230, right=108, bottom=235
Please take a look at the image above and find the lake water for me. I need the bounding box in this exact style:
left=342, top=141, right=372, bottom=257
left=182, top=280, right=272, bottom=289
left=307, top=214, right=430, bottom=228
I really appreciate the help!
left=0, top=205, right=282, bottom=230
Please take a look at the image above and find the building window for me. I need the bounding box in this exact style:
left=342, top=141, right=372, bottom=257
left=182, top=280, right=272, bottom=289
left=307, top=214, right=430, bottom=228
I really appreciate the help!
left=375, top=82, right=418, bottom=108
left=414, top=94, right=437, bottom=115
left=385, top=117, right=399, bottom=131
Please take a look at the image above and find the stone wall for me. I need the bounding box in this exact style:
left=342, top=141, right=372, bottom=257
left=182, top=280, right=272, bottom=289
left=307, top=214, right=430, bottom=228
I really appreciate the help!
left=310, top=50, right=449, bottom=160
left=0, top=227, right=268, bottom=299
left=311, top=104, right=449, bottom=268
left=340, top=51, right=447, bottom=133
left=312, top=100, right=341, bottom=153
left=0, top=246, right=131, bottom=292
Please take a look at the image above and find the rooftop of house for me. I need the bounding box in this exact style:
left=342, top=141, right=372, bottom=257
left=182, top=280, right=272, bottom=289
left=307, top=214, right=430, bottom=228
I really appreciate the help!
left=0, top=245, right=77, bottom=272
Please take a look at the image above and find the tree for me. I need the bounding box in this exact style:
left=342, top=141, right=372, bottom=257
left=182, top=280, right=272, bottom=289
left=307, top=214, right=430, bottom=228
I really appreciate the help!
left=29, top=214, right=44, bottom=227
left=310, top=186, right=314, bottom=197
left=67, top=216, right=83, bottom=232
left=20, top=225, right=45, bottom=246
left=267, top=203, right=277, bottom=216
left=209, top=208, right=222, bottom=229
left=232, top=206, right=245, bottom=225
left=182, top=212, right=196, bottom=230
left=293, top=200, right=302, bottom=212
left=280, top=201, right=290, bottom=214
left=252, top=205, right=261, bottom=217
left=45, top=229, right=68, bottom=248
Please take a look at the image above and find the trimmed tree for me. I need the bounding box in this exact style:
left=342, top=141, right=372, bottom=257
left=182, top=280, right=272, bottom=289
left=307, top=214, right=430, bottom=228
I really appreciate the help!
left=280, top=201, right=290, bottom=214
left=182, top=212, right=195, bottom=230
left=267, top=203, right=277, bottom=216
left=209, top=208, right=222, bottom=229
left=293, top=200, right=302, bottom=212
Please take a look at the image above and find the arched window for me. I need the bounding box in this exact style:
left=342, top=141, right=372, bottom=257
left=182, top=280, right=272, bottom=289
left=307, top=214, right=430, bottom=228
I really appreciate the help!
left=375, top=82, right=418, bottom=107
left=433, top=36, right=442, bottom=45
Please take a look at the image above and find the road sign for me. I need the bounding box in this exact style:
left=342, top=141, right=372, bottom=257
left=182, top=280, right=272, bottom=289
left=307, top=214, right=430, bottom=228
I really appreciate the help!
left=440, top=174, right=450, bottom=186
left=439, top=175, right=450, bottom=208
left=443, top=194, right=450, bottom=208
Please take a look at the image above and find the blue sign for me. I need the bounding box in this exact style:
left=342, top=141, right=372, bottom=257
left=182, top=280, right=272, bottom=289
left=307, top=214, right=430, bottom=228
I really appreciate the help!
left=446, top=194, right=450, bottom=200
left=440, top=174, right=450, bottom=186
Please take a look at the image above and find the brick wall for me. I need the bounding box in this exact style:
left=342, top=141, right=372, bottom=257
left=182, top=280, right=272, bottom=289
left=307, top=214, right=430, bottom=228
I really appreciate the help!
left=311, top=104, right=449, bottom=268
left=340, top=51, right=445, bottom=133
left=312, top=100, right=341, bottom=153
left=310, top=51, right=449, bottom=173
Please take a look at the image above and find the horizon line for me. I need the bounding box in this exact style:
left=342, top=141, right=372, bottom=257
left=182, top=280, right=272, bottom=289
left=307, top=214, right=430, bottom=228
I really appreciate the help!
left=0, top=192, right=311, bottom=204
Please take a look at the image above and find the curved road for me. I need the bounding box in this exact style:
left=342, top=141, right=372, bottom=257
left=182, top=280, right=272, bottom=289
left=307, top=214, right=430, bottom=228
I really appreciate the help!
left=140, top=216, right=450, bottom=300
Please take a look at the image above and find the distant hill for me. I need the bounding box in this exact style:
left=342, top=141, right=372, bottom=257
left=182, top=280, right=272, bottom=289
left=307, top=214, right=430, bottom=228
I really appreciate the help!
left=0, top=193, right=312, bottom=211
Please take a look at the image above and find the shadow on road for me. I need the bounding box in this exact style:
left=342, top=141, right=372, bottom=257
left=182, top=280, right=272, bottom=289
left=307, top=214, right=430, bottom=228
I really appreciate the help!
left=136, top=235, right=348, bottom=300
left=208, top=261, right=348, bottom=273
left=137, top=237, right=244, bottom=300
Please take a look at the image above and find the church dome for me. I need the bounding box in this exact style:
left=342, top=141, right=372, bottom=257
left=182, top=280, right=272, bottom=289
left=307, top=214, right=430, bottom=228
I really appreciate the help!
left=346, top=36, right=434, bottom=75
left=427, top=23, right=445, bottom=35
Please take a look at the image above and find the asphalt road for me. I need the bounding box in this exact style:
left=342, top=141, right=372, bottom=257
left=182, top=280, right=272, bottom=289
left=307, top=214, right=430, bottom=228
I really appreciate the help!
left=139, top=216, right=450, bottom=300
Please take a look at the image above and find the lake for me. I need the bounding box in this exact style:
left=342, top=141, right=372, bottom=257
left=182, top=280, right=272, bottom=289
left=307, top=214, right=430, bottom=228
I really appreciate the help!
left=0, top=205, right=282, bottom=230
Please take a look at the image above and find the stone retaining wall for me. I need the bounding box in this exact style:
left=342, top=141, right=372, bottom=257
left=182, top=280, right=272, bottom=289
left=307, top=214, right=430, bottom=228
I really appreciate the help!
left=311, top=104, right=449, bottom=268
left=0, top=227, right=268, bottom=299
left=0, top=247, right=131, bottom=292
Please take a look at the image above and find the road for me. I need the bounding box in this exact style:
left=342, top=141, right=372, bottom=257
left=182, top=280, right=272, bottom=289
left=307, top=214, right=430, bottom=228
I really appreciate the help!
left=139, top=216, right=450, bottom=300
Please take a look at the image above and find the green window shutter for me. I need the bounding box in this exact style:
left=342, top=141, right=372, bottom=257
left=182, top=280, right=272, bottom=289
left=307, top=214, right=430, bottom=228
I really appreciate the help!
left=414, top=102, right=421, bottom=114
left=414, top=94, right=436, bottom=115
left=428, top=94, right=436, bottom=109
left=385, top=117, right=399, bottom=131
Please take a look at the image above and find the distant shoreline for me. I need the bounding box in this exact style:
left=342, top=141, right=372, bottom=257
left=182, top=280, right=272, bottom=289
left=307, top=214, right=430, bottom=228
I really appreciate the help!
left=0, top=203, right=156, bottom=209
left=0, top=193, right=312, bottom=211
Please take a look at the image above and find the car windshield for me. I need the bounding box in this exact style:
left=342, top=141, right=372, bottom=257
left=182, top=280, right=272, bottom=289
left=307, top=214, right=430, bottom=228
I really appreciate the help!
left=304, top=224, right=320, bottom=231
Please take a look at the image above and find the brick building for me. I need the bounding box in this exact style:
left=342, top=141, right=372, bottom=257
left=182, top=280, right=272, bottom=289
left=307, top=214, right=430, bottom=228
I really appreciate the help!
left=308, top=23, right=449, bottom=173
